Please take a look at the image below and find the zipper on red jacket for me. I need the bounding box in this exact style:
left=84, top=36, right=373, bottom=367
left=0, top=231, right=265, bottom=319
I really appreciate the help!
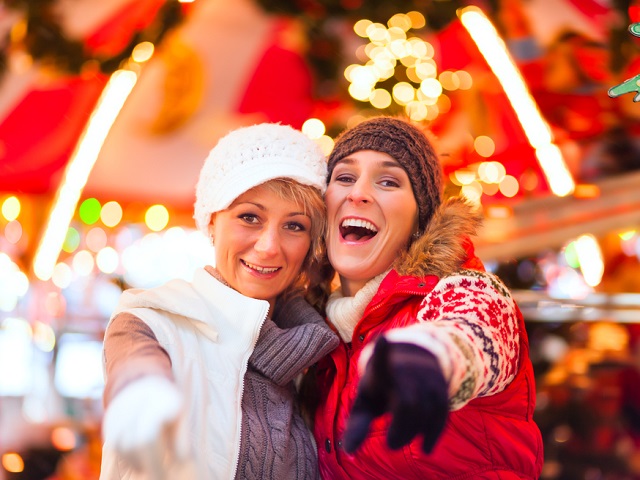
left=331, top=282, right=430, bottom=468
left=328, top=337, right=356, bottom=458
left=354, top=283, right=430, bottom=344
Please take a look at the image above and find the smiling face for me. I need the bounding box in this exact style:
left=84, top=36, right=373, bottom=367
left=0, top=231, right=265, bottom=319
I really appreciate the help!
left=325, top=150, right=419, bottom=296
left=209, top=183, right=312, bottom=311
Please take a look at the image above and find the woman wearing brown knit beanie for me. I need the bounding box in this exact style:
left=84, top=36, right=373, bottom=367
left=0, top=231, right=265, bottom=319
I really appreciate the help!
left=310, top=116, right=543, bottom=479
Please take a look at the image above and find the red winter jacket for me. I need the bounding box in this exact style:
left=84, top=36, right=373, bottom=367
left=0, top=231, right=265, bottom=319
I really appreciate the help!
left=313, top=198, right=544, bottom=479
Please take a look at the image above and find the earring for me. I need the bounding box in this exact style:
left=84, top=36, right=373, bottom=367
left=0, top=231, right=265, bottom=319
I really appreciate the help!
left=209, top=233, right=215, bottom=245
left=412, top=231, right=420, bottom=239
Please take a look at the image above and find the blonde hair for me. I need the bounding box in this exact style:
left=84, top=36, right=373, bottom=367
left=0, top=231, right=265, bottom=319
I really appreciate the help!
left=258, top=178, right=334, bottom=310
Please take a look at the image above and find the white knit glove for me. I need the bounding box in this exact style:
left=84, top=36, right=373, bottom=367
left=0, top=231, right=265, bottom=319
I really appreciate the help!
left=102, top=376, right=187, bottom=479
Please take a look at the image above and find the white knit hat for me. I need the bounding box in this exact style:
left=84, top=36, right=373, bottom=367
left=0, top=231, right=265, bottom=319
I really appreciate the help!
left=194, top=123, right=327, bottom=233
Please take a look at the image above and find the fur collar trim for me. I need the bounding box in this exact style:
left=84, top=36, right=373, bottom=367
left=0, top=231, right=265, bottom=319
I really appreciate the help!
left=394, top=196, right=483, bottom=278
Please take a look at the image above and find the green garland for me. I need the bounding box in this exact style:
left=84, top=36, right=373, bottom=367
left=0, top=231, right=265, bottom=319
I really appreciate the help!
left=0, top=0, right=492, bottom=82
left=1, top=0, right=185, bottom=77
left=2, top=0, right=633, bottom=105
left=255, top=0, right=479, bottom=28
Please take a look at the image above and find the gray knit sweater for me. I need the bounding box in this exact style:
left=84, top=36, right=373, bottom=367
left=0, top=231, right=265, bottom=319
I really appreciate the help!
left=240, top=296, right=338, bottom=479
left=103, top=295, right=338, bottom=480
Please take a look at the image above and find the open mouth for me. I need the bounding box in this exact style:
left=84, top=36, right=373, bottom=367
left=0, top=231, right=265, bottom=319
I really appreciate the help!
left=242, top=260, right=280, bottom=274
left=339, top=218, right=378, bottom=242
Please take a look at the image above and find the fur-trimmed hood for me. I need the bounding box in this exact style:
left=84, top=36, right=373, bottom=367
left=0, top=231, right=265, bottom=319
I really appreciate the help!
left=394, top=196, right=483, bottom=278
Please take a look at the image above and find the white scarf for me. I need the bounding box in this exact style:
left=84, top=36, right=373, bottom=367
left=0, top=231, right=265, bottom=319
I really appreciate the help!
left=326, top=271, right=389, bottom=343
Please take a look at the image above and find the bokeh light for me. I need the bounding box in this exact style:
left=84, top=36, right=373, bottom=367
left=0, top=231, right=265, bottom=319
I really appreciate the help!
left=575, top=234, right=604, bottom=287
left=456, top=70, right=473, bottom=90
left=474, top=136, right=496, bottom=157
left=86, top=227, right=108, bottom=252
left=72, top=250, right=95, bottom=276
left=564, top=242, right=580, bottom=269
left=302, top=118, right=325, bottom=139
left=1, top=196, right=20, bottom=221
left=0, top=254, right=29, bottom=312
left=499, top=175, right=519, bottom=197
left=51, top=427, right=77, bottom=451
left=354, top=19, right=372, bottom=37
left=96, top=247, right=119, bottom=274
left=478, top=161, right=506, bottom=184
left=482, top=182, right=500, bottom=195
left=406, top=101, right=428, bottom=121
left=439, top=70, right=459, bottom=90
left=520, top=169, right=539, bottom=192
left=419, top=78, right=442, bottom=98
left=52, top=262, right=73, bottom=290
left=346, top=13, right=441, bottom=119
left=454, top=169, right=476, bottom=185
left=101, top=201, right=123, bottom=227
left=388, top=13, right=411, bottom=31
left=416, top=61, right=437, bottom=81
left=393, top=82, right=415, bottom=105
left=145, top=204, right=169, bottom=232
left=370, top=89, right=392, bottom=109
left=406, top=11, right=426, bottom=29
left=132, top=41, right=154, bottom=63
left=316, top=135, right=335, bottom=156
left=33, top=322, right=56, bottom=353
left=79, top=198, right=101, bottom=225
left=4, top=220, right=22, bottom=244
left=461, top=181, right=483, bottom=204
left=2, top=453, right=24, bottom=473
left=62, top=227, right=81, bottom=253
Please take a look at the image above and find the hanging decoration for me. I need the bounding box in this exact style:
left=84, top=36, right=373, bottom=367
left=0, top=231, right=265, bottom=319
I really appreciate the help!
left=608, top=22, right=640, bottom=102
left=0, top=0, right=186, bottom=79
left=147, top=32, right=205, bottom=135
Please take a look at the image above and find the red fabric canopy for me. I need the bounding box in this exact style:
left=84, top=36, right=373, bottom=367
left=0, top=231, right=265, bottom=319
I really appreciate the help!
left=0, top=74, right=107, bottom=194
left=0, top=0, right=316, bottom=203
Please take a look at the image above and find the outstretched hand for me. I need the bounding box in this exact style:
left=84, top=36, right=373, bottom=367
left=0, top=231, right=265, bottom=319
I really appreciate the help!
left=102, top=376, right=188, bottom=478
left=342, top=337, right=449, bottom=454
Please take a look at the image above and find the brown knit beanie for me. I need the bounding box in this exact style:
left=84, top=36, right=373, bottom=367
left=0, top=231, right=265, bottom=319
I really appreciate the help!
left=327, top=116, right=443, bottom=232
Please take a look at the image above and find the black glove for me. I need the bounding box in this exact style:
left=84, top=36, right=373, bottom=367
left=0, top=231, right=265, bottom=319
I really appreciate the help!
left=343, top=336, right=449, bottom=454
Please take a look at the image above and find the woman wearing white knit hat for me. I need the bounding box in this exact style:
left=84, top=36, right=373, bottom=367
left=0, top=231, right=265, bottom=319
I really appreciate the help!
left=99, top=123, right=339, bottom=480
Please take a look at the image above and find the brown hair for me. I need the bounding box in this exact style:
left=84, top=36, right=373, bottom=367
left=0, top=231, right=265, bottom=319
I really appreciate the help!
left=327, top=116, right=443, bottom=234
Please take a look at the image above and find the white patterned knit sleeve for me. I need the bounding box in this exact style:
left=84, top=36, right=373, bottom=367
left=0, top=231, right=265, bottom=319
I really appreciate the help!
left=383, top=269, right=520, bottom=411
